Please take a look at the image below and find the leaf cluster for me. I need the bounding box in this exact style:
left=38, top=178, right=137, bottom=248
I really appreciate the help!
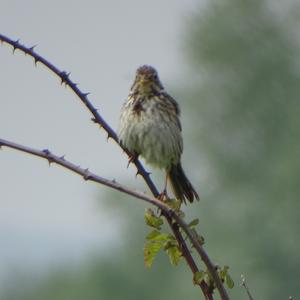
left=144, top=207, right=234, bottom=292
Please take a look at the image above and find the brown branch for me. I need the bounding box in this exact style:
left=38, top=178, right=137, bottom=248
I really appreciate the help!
left=0, top=138, right=161, bottom=207
left=0, top=33, right=230, bottom=300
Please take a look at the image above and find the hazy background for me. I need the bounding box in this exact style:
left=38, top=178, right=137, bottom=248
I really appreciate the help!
left=1, top=0, right=299, bottom=299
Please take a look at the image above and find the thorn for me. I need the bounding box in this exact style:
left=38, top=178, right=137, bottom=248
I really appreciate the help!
left=42, top=149, right=53, bottom=165
left=127, top=153, right=138, bottom=168
left=107, top=134, right=112, bottom=141
left=140, top=170, right=151, bottom=177
left=136, top=169, right=151, bottom=177
left=91, top=117, right=97, bottom=123
left=60, top=155, right=65, bottom=160
left=112, top=178, right=116, bottom=184
left=60, top=71, right=70, bottom=85
left=82, top=92, right=90, bottom=97
left=34, top=57, right=40, bottom=66
left=12, top=39, right=20, bottom=53
left=83, top=168, right=91, bottom=180
left=42, top=149, right=50, bottom=155
left=29, top=44, right=37, bottom=51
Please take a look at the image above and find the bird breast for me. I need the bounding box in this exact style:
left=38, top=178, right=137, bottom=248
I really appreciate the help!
left=118, top=96, right=183, bottom=169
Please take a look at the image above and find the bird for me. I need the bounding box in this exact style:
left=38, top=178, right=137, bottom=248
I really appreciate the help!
left=118, top=65, right=199, bottom=204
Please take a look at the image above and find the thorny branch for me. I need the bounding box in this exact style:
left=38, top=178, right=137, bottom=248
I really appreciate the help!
left=0, top=33, right=230, bottom=300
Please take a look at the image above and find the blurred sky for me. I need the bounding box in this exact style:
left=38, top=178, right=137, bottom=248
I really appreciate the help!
left=0, top=0, right=202, bottom=287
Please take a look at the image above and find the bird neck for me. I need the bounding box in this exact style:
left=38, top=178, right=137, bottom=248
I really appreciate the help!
left=131, top=83, right=163, bottom=98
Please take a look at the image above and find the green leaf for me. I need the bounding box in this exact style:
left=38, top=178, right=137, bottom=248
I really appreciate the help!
left=188, top=218, right=199, bottom=228
left=146, top=230, right=169, bottom=241
left=193, top=271, right=205, bottom=284
left=204, top=273, right=212, bottom=286
left=165, top=244, right=182, bottom=266
left=225, top=274, right=234, bottom=289
left=164, top=198, right=182, bottom=211
left=219, top=265, right=229, bottom=279
left=144, top=240, right=163, bottom=268
left=144, top=209, right=164, bottom=229
left=163, top=238, right=177, bottom=250
left=146, top=230, right=161, bottom=240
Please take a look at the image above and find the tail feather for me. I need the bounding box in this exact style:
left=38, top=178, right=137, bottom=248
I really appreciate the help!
left=168, top=163, right=199, bottom=204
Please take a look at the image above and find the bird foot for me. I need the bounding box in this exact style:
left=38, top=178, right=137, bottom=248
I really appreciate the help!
left=157, top=189, right=168, bottom=201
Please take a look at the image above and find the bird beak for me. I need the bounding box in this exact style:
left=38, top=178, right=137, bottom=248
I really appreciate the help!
left=139, top=77, right=149, bottom=85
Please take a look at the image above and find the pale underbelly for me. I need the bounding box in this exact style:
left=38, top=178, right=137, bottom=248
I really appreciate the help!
left=119, top=111, right=182, bottom=169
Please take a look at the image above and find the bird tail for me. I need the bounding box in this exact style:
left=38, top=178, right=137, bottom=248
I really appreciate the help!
left=168, top=163, right=199, bottom=204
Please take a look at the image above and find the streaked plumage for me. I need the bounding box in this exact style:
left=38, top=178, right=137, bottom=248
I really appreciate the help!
left=118, top=65, right=199, bottom=203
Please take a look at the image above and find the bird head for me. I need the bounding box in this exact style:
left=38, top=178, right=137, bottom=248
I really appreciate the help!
left=131, top=65, right=164, bottom=95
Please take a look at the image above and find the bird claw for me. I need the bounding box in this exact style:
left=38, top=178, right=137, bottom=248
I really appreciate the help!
left=157, top=189, right=168, bottom=201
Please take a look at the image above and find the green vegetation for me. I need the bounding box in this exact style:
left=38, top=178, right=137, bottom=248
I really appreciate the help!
left=182, top=0, right=300, bottom=298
